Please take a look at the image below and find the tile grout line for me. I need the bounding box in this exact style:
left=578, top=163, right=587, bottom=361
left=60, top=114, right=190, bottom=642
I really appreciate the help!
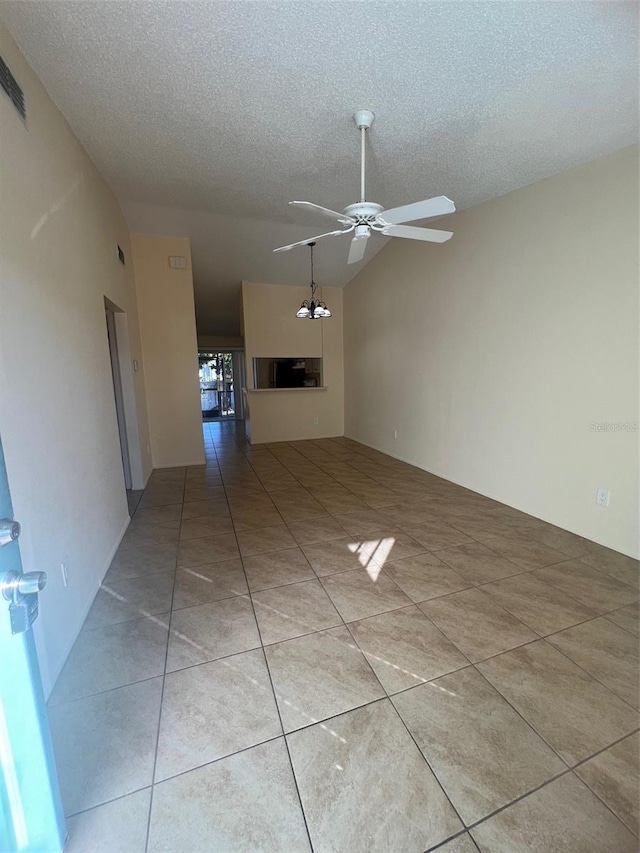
left=569, top=727, right=640, bottom=840
left=537, top=635, right=640, bottom=714
left=468, top=656, right=639, bottom=794
left=213, top=430, right=318, bottom=853
left=463, top=743, right=640, bottom=843
left=383, top=694, right=471, bottom=840
left=448, top=572, right=639, bottom=651
left=601, top=605, right=640, bottom=638
left=422, top=829, right=482, bottom=853
left=143, top=464, right=187, bottom=853
left=468, top=661, right=574, bottom=767
left=381, top=630, right=637, bottom=838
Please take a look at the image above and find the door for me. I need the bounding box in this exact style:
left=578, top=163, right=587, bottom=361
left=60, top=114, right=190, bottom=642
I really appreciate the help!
left=199, top=352, right=236, bottom=420
left=105, top=307, right=132, bottom=489
left=0, top=436, right=66, bottom=853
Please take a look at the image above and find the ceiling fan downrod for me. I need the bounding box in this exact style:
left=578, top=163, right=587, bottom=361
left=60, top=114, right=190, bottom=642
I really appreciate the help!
left=354, top=109, right=375, bottom=204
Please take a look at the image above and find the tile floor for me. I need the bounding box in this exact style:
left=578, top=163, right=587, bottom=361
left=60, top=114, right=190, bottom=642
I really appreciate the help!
left=51, top=422, right=639, bottom=852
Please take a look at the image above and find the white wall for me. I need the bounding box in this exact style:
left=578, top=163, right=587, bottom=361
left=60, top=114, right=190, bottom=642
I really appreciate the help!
left=131, top=233, right=205, bottom=468
left=243, top=282, right=344, bottom=443
left=345, top=146, right=639, bottom=558
left=0, top=24, right=153, bottom=695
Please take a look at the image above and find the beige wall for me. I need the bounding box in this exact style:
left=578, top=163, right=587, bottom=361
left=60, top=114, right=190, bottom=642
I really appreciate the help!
left=0, top=24, right=153, bottom=695
left=345, top=146, right=639, bottom=558
left=242, top=282, right=344, bottom=443
left=131, top=234, right=205, bottom=468
left=197, top=334, right=244, bottom=349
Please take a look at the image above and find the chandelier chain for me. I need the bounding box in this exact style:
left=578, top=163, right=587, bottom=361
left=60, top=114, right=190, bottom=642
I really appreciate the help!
left=309, top=241, right=317, bottom=299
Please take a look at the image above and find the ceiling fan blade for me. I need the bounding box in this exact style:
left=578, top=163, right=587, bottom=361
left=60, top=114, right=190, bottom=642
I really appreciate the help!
left=381, top=224, right=453, bottom=243
left=273, top=228, right=351, bottom=253
left=347, top=232, right=369, bottom=264
left=378, top=196, right=455, bottom=225
left=290, top=201, right=355, bottom=225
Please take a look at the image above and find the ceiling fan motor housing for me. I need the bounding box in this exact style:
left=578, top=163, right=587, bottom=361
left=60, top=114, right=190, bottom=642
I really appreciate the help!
left=344, top=202, right=384, bottom=225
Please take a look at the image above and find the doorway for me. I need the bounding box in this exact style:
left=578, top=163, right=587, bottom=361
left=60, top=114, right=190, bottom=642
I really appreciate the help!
left=199, top=351, right=239, bottom=421
left=104, top=299, right=145, bottom=509
left=105, top=307, right=132, bottom=488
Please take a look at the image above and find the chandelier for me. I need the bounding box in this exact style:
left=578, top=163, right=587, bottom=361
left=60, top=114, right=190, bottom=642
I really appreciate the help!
left=296, top=242, right=332, bottom=319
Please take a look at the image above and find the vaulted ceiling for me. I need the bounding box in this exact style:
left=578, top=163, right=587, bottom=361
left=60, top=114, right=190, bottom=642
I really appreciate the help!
left=2, top=1, right=637, bottom=334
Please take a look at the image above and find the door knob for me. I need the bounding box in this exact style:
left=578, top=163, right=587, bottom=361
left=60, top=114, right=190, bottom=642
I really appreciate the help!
left=1, top=570, right=47, bottom=634
left=1, top=570, right=47, bottom=601
left=0, top=518, right=20, bottom=546
left=18, top=572, right=47, bottom=595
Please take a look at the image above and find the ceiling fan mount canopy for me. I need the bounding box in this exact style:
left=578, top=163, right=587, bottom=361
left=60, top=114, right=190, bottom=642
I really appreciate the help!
left=353, top=109, right=375, bottom=130
left=273, top=109, right=456, bottom=264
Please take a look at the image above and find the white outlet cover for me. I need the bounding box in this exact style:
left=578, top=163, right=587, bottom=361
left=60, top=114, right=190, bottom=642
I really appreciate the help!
left=596, top=488, right=611, bottom=507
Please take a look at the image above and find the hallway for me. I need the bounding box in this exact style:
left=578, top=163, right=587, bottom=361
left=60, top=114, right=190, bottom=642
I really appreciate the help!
left=51, top=422, right=638, bottom=852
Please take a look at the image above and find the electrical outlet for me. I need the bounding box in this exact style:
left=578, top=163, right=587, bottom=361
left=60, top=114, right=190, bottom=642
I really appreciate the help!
left=393, top=429, right=398, bottom=439
left=596, top=488, right=611, bottom=507
left=313, top=416, right=319, bottom=425
left=60, top=563, right=68, bottom=587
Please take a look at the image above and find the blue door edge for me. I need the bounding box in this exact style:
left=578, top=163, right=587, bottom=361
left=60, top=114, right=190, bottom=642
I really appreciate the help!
left=0, top=436, right=67, bottom=853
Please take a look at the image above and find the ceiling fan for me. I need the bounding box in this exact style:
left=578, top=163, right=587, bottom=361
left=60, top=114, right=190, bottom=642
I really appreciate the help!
left=273, top=109, right=455, bottom=264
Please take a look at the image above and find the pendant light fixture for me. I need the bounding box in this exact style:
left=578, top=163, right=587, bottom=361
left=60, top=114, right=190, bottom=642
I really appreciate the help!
left=296, top=242, right=332, bottom=319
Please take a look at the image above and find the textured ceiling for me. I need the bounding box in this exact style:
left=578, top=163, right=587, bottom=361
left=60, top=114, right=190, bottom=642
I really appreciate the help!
left=1, top=1, right=638, bottom=335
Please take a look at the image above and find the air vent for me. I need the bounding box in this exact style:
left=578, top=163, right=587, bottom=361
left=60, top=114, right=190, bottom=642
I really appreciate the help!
left=0, top=55, right=26, bottom=120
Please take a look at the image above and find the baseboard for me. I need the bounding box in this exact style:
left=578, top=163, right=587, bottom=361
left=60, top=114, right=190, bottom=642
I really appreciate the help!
left=99, top=515, right=131, bottom=584
left=344, top=433, right=638, bottom=560
left=250, top=432, right=343, bottom=446
left=152, top=458, right=206, bottom=469
left=44, top=514, right=131, bottom=701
